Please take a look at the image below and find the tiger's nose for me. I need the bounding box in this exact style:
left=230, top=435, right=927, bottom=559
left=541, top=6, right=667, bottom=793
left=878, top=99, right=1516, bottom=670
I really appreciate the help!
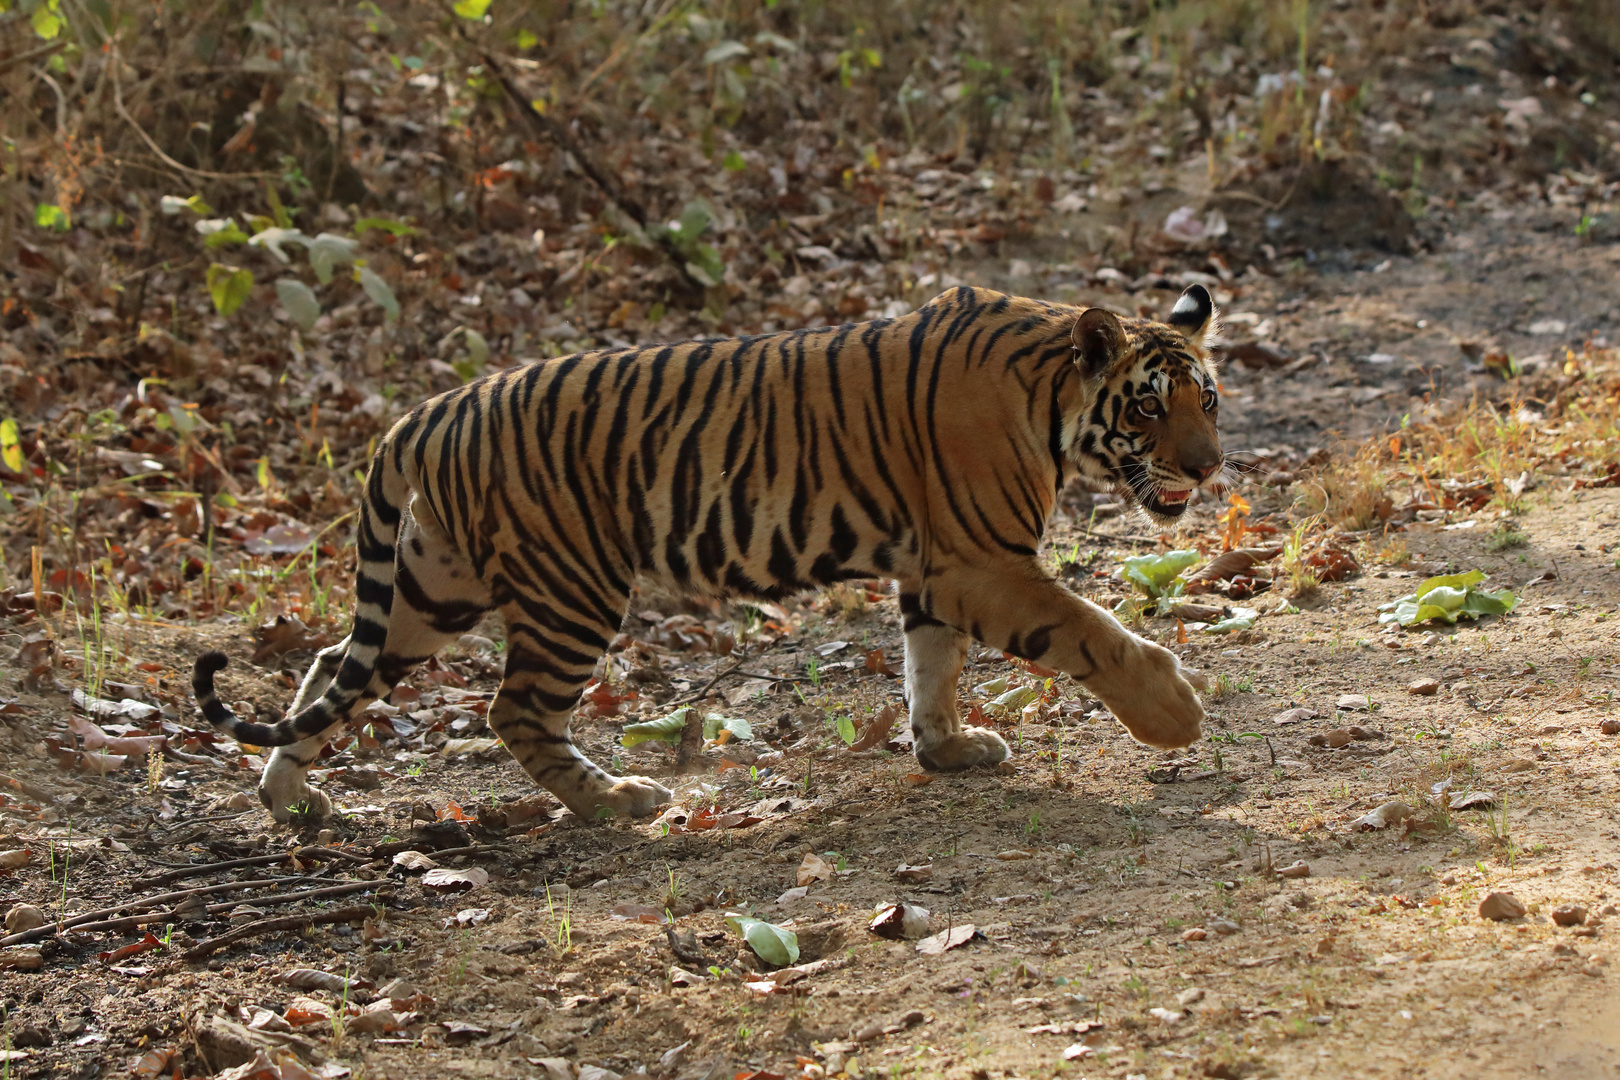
left=1182, top=455, right=1222, bottom=484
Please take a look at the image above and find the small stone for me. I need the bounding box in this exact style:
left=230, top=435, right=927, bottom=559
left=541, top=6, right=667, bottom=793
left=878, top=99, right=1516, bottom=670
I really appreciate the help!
left=1182, top=927, right=1207, bottom=941
left=1407, top=678, right=1440, bottom=696
left=1552, top=904, right=1589, bottom=927
left=1539, top=724, right=1564, bottom=736
left=1208, top=918, right=1242, bottom=935
left=3, top=904, right=45, bottom=933
left=1176, top=987, right=1206, bottom=1007
left=1479, top=891, right=1528, bottom=921
left=1600, top=719, right=1620, bottom=736
left=1325, top=729, right=1352, bottom=748
left=1602, top=904, right=1620, bottom=917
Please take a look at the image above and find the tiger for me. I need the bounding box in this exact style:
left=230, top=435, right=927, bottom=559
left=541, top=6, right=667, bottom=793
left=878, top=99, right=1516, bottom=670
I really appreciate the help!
left=193, top=283, right=1224, bottom=824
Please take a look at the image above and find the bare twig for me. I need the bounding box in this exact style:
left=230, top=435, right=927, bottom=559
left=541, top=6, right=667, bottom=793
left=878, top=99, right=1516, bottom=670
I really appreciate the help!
left=108, top=39, right=271, bottom=182
left=3, top=881, right=384, bottom=947
left=671, top=658, right=747, bottom=706
left=0, top=875, right=319, bottom=948
left=180, top=903, right=379, bottom=961
left=0, top=41, right=67, bottom=78
left=131, top=846, right=368, bottom=889
left=460, top=37, right=705, bottom=293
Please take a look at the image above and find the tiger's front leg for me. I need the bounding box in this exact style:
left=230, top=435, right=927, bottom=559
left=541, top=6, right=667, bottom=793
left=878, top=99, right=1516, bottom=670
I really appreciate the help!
left=897, top=592, right=1009, bottom=770
left=919, top=560, right=1204, bottom=749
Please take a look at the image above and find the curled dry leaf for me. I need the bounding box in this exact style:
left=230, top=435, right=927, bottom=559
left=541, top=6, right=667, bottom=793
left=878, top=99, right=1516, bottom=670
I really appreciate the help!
left=1353, top=800, right=1414, bottom=831
left=894, top=862, right=932, bottom=882
left=916, top=924, right=979, bottom=955
left=392, top=850, right=439, bottom=871
left=797, top=852, right=835, bottom=886
left=67, top=715, right=165, bottom=756
left=421, top=866, right=489, bottom=893
left=4, top=904, right=45, bottom=933
left=869, top=903, right=931, bottom=940
left=849, top=703, right=900, bottom=752
left=0, top=849, right=32, bottom=871
left=1183, top=546, right=1282, bottom=592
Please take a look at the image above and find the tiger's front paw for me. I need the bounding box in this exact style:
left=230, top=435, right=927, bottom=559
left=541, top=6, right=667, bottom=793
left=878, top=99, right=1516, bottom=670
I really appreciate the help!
left=1097, top=640, right=1203, bottom=749
left=570, top=776, right=673, bottom=821
left=258, top=774, right=332, bottom=824
left=916, top=726, right=1011, bottom=772
left=258, top=750, right=332, bottom=824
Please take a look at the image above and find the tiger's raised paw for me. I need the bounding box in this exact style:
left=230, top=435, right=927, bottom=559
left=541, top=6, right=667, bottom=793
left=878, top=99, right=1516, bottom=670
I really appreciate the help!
left=916, top=726, right=1011, bottom=772
left=571, top=776, right=674, bottom=821
left=1097, top=640, right=1204, bottom=749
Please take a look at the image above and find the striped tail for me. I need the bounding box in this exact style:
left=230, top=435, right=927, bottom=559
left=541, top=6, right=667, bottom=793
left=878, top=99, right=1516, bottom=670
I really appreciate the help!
left=192, top=443, right=408, bottom=746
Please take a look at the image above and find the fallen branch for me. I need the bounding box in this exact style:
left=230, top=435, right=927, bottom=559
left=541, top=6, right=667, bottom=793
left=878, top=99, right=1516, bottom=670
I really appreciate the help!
left=181, top=903, right=380, bottom=962
left=671, top=658, right=747, bottom=706
left=0, top=874, right=321, bottom=948
left=131, top=846, right=368, bottom=889
left=19, top=881, right=389, bottom=947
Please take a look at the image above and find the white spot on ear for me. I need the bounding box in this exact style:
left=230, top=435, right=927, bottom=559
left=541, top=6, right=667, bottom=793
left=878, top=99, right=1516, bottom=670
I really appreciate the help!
left=1172, top=293, right=1200, bottom=317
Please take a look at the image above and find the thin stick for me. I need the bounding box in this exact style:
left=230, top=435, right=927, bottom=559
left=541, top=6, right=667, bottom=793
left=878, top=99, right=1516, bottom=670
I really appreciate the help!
left=108, top=41, right=271, bottom=182
left=671, top=658, right=747, bottom=705
left=7, top=881, right=383, bottom=945
left=0, top=875, right=323, bottom=948
left=180, top=903, right=379, bottom=962
left=131, top=847, right=368, bottom=889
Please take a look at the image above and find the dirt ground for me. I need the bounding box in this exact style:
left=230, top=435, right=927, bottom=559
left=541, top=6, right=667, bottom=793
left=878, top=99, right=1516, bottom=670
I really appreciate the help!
left=4, top=181, right=1620, bottom=1080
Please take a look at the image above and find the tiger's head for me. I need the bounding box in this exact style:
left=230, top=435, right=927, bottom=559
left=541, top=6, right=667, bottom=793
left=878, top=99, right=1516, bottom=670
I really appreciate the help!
left=1066, top=284, right=1225, bottom=525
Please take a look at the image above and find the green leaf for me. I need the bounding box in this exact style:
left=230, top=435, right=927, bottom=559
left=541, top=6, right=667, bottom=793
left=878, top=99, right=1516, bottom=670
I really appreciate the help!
left=453, top=0, right=491, bottom=18
left=160, top=194, right=213, bottom=216
left=1121, top=550, right=1202, bottom=597
left=1204, top=606, right=1259, bottom=634
left=33, top=204, right=69, bottom=231
left=198, top=219, right=250, bottom=248
left=356, top=266, right=399, bottom=321
left=1379, top=570, right=1518, bottom=627
left=836, top=716, right=856, bottom=745
left=621, top=708, right=693, bottom=748
left=0, top=418, right=24, bottom=474
left=724, top=914, right=799, bottom=967
left=31, top=2, right=62, bottom=40
left=703, top=713, right=754, bottom=742
left=988, top=685, right=1038, bottom=715
left=354, top=216, right=418, bottom=238
left=722, top=150, right=747, bottom=172
left=1461, top=588, right=1518, bottom=617
left=973, top=675, right=1009, bottom=697
left=249, top=226, right=307, bottom=263
left=515, top=29, right=539, bottom=49
left=275, top=279, right=321, bottom=331
left=306, top=232, right=359, bottom=283
left=205, top=264, right=254, bottom=317
left=1414, top=570, right=1484, bottom=601
left=463, top=329, right=490, bottom=366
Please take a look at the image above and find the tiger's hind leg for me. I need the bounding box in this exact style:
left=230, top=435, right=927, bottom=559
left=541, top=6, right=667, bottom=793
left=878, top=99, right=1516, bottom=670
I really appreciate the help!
left=899, top=591, right=1010, bottom=771
left=490, top=595, right=672, bottom=821
left=259, top=508, right=491, bottom=822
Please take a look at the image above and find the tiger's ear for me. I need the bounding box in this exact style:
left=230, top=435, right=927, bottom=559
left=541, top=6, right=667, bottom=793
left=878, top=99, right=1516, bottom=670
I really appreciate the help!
left=1072, top=307, right=1125, bottom=378
left=1166, top=284, right=1217, bottom=344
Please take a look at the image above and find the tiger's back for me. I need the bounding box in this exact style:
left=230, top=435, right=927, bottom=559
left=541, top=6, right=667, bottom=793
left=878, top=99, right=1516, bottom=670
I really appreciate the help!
left=194, top=285, right=1221, bottom=822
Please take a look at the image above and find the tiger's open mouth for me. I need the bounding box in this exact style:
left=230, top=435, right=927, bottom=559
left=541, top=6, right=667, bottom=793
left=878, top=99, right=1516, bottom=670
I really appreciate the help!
left=1113, top=469, right=1195, bottom=519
